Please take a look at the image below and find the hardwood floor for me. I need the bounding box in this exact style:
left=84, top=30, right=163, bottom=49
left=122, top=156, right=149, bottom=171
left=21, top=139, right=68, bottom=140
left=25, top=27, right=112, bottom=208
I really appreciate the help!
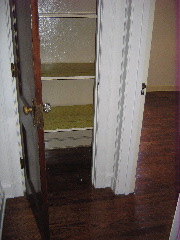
left=2, top=92, right=179, bottom=240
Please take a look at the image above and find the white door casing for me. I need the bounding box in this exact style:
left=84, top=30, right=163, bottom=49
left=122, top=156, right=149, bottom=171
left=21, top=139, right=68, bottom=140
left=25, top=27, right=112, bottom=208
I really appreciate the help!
left=169, top=194, right=180, bottom=240
left=92, top=0, right=156, bottom=194
left=123, top=0, right=156, bottom=194
left=0, top=0, right=24, bottom=198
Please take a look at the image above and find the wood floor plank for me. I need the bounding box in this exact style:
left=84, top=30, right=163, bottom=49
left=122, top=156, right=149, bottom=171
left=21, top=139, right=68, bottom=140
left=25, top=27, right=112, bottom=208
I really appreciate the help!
left=2, top=92, right=178, bottom=240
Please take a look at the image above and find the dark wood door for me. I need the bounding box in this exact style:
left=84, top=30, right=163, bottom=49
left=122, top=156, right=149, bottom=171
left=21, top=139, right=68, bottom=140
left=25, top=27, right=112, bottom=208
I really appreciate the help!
left=10, top=0, right=49, bottom=239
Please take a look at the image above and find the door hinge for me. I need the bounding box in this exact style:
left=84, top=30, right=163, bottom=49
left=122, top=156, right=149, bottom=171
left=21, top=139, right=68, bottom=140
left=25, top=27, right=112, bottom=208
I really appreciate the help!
left=141, top=83, right=147, bottom=95
left=11, top=63, right=18, bottom=77
left=20, top=157, right=24, bottom=169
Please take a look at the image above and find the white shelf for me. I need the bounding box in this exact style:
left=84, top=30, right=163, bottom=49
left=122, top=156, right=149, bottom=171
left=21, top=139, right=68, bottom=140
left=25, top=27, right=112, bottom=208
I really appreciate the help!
left=44, top=127, right=93, bottom=133
left=41, top=76, right=95, bottom=81
left=39, top=12, right=97, bottom=19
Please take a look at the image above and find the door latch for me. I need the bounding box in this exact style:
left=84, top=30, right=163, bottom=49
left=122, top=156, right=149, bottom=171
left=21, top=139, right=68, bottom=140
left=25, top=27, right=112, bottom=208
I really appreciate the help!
left=23, top=99, right=43, bottom=129
left=141, top=83, right=147, bottom=95
left=23, top=100, right=51, bottom=130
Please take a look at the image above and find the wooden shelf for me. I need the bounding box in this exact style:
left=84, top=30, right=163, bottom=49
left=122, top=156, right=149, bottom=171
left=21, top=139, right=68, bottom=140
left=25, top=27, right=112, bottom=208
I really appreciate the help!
left=43, top=104, right=93, bottom=131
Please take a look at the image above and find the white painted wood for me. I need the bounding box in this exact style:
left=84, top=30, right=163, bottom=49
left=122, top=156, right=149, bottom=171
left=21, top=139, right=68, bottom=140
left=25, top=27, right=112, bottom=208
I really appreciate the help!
left=169, top=194, right=180, bottom=240
left=41, top=76, right=95, bottom=80
left=44, top=129, right=92, bottom=149
left=123, top=0, right=156, bottom=195
left=93, top=0, right=129, bottom=188
left=45, top=127, right=93, bottom=133
left=0, top=182, right=6, bottom=240
left=92, top=0, right=101, bottom=185
left=0, top=0, right=24, bottom=198
left=92, top=0, right=156, bottom=194
left=39, top=12, right=97, bottom=18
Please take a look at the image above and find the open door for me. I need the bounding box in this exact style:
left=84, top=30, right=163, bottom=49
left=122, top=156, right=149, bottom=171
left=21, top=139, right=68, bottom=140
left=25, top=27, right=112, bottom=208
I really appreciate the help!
left=10, top=0, right=49, bottom=239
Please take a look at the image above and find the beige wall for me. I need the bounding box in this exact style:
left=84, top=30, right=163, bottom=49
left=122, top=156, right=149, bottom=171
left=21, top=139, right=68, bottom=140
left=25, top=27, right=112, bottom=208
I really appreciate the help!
left=147, top=0, right=176, bottom=91
left=42, top=79, right=94, bottom=106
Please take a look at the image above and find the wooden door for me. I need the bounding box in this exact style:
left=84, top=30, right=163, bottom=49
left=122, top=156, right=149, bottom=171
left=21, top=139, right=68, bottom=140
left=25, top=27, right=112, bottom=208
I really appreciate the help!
left=10, top=0, right=49, bottom=239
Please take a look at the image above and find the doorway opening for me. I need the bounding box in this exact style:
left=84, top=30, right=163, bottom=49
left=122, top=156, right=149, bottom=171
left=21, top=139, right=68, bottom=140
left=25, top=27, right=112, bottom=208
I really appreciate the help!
left=38, top=0, right=97, bottom=150
left=134, top=0, right=176, bottom=196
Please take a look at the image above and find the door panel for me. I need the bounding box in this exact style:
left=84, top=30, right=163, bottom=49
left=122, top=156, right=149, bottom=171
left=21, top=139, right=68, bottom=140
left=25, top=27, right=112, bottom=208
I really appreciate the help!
left=10, top=0, right=49, bottom=239
left=13, top=0, right=36, bottom=103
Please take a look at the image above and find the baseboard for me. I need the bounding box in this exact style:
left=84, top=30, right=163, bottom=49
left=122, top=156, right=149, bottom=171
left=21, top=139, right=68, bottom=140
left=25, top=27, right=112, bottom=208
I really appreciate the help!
left=146, top=85, right=176, bottom=92
left=2, top=182, right=24, bottom=199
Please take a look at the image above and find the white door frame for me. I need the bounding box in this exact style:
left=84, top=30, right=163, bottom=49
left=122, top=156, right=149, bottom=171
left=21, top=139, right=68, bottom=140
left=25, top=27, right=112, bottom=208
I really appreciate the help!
left=0, top=0, right=24, bottom=198
left=169, top=194, right=180, bottom=240
left=92, top=0, right=156, bottom=195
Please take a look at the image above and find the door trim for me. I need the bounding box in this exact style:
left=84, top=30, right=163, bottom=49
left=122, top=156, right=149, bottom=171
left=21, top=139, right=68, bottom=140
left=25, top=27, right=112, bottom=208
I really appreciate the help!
left=0, top=0, right=24, bottom=198
left=30, top=0, right=50, bottom=237
left=92, top=0, right=156, bottom=195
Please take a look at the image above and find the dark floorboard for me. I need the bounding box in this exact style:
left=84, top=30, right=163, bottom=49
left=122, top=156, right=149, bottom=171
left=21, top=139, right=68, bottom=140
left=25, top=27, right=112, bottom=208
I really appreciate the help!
left=2, top=92, right=179, bottom=240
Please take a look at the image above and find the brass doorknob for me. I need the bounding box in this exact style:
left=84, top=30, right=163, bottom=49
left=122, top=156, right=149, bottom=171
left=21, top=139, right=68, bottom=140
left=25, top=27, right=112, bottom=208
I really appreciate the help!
left=23, top=106, right=33, bottom=115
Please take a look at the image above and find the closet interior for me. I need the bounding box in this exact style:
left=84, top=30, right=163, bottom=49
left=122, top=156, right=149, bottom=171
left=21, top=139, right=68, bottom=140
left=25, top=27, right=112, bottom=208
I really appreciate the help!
left=38, top=0, right=97, bottom=149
